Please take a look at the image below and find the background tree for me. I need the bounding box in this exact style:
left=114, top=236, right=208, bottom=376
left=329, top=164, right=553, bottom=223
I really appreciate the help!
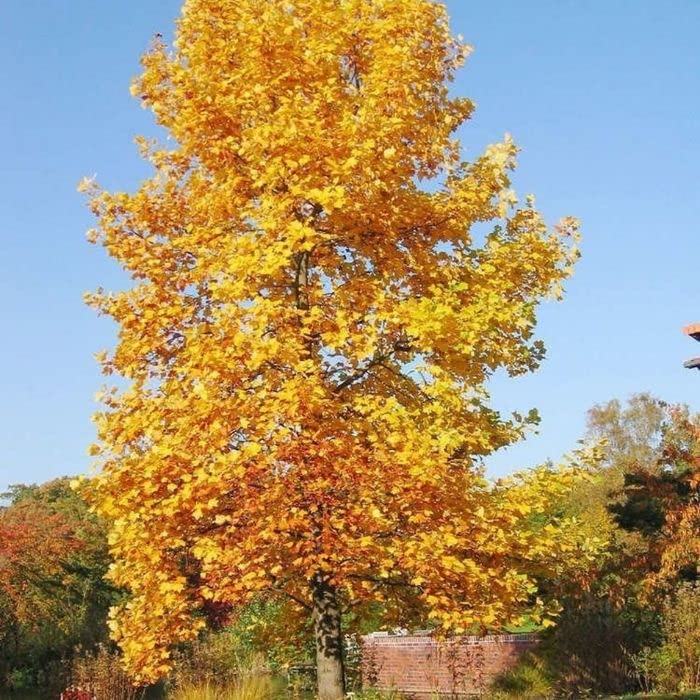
left=553, top=394, right=671, bottom=563
left=0, top=478, right=114, bottom=691
left=610, top=403, right=700, bottom=588
left=587, top=392, right=669, bottom=475
left=506, top=394, right=700, bottom=696
left=562, top=393, right=686, bottom=587
left=80, top=1, right=589, bottom=696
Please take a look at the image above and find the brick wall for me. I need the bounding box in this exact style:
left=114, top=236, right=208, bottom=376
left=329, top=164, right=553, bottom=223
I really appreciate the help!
left=360, top=632, right=538, bottom=696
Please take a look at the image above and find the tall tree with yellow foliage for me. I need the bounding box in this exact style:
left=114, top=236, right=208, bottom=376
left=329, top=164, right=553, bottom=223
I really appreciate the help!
left=80, top=1, right=594, bottom=696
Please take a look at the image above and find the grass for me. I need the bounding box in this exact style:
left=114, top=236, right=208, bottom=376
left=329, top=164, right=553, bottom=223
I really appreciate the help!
left=167, top=675, right=281, bottom=700
left=347, top=691, right=402, bottom=700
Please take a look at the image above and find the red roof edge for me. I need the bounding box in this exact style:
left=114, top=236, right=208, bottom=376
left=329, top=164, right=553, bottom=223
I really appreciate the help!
left=683, top=323, right=700, bottom=341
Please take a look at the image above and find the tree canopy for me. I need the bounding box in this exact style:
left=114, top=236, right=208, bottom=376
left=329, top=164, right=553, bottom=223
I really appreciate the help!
left=79, top=0, right=593, bottom=693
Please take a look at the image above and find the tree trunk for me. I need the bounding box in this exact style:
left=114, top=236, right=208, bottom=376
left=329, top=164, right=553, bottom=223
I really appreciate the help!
left=312, top=573, right=345, bottom=700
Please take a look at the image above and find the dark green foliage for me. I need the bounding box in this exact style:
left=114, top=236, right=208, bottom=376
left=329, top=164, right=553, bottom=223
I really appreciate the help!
left=611, top=469, right=691, bottom=536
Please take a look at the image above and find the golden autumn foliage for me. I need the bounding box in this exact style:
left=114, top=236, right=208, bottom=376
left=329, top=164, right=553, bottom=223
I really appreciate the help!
left=79, top=0, right=597, bottom=686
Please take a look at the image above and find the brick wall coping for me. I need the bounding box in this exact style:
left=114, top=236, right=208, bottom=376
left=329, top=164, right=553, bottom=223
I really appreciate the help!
left=362, top=632, right=539, bottom=646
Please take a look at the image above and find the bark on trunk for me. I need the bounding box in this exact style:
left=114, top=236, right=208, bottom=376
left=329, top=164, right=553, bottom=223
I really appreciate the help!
left=312, top=573, right=345, bottom=700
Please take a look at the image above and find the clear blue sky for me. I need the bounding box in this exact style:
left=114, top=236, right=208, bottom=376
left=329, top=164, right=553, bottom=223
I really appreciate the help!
left=1, top=1, right=699, bottom=492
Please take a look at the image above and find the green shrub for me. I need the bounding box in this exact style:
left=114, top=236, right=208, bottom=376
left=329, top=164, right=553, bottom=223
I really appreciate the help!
left=6, top=667, right=35, bottom=691
left=632, top=583, right=700, bottom=693
left=489, top=650, right=555, bottom=699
